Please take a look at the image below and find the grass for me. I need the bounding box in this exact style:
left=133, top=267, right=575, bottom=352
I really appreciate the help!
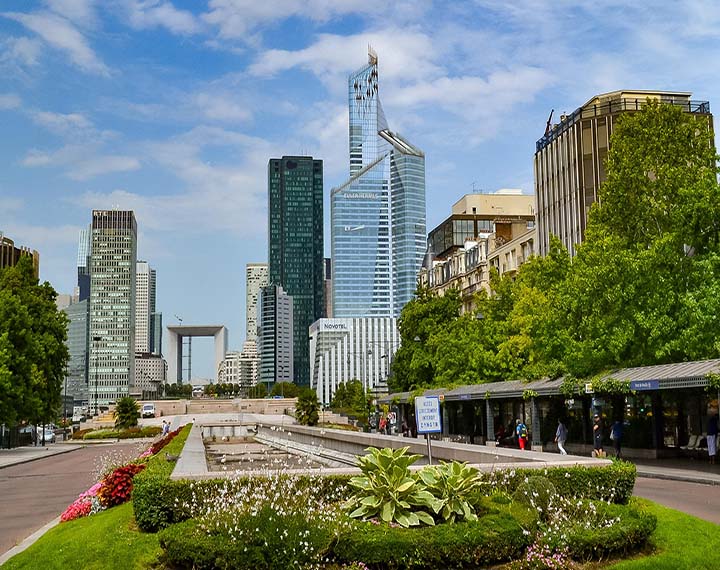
left=2, top=502, right=162, bottom=570
left=604, top=498, right=720, bottom=570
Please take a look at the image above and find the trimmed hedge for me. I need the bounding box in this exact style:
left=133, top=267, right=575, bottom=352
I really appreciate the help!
left=563, top=499, right=657, bottom=561
left=133, top=460, right=635, bottom=533
left=481, top=460, right=636, bottom=504
left=132, top=424, right=193, bottom=531
left=134, top=472, right=353, bottom=532
left=83, top=426, right=162, bottom=439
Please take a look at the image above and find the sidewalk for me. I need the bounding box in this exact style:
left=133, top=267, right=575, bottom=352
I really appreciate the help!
left=0, top=443, right=83, bottom=469
left=633, top=457, right=720, bottom=486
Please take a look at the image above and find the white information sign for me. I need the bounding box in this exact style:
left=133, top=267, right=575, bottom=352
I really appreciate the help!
left=415, top=396, right=442, bottom=434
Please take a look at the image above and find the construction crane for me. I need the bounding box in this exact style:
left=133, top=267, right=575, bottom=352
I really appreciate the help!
left=545, top=109, right=554, bottom=136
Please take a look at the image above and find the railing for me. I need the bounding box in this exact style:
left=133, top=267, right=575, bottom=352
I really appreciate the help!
left=536, top=98, right=711, bottom=152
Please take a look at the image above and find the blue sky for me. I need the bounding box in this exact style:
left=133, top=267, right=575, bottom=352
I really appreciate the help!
left=2, top=1, right=720, bottom=379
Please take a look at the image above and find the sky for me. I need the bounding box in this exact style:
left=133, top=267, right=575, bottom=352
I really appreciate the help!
left=2, top=0, right=720, bottom=379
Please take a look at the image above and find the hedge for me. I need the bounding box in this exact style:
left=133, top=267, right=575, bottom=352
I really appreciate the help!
left=480, top=460, right=636, bottom=504
left=134, top=460, right=635, bottom=533
left=82, top=426, right=162, bottom=439
left=132, top=424, right=193, bottom=531
left=563, top=499, right=657, bottom=561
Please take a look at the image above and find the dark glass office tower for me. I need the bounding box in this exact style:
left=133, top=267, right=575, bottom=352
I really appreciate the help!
left=268, top=156, right=324, bottom=387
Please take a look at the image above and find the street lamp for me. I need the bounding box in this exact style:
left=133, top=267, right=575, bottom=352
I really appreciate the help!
left=93, top=336, right=101, bottom=416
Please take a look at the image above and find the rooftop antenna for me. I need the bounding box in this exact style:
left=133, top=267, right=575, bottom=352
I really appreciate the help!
left=368, top=44, right=378, bottom=65
left=174, top=314, right=183, bottom=325
left=545, top=109, right=554, bottom=136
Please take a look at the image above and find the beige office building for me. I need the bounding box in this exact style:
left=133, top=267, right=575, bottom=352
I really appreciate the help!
left=534, top=90, right=712, bottom=256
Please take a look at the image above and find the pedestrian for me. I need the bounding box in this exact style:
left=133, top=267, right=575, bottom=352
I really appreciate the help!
left=162, top=420, right=170, bottom=436
left=379, top=416, right=387, bottom=435
left=708, top=412, right=718, bottom=465
left=555, top=419, right=568, bottom=455
left=515, top=418, right=528, bottom=450
left=610, top=419, right=623, bottom=458
left=592, top=413, right=604, bottom=457
left=401, top=419, right=409, bottom=437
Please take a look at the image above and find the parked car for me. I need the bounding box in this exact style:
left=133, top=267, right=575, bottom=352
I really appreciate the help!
left=38, top=428, right=56, bottom=444
left=141, top=403, right=156, bottom=418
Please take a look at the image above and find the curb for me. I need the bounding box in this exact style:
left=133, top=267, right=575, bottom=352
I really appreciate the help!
left=636, top=470, right=720, bottom=486
left=0, top=516, right=60, bottom=566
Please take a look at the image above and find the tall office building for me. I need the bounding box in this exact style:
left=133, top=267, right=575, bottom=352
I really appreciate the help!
left=323, top=258, right=333, bottom=319
left=150, top=312, right=162, bottom=356
left=534, top=90, right=712, bottom=256
left=309, top=317, right=400, bottom=405
left=88, top=210, right=137, bottom=410
left=62, top=298, right=89, bottom=404
left=135, top=261, right=156, bottom=354
left=76, top=227, right=91, bottom=301
left=257, top=284, right=294, bottom=390
left=0, top=232, right=39, bottom=278
left=332, top=48, right=426, bottom=318
left=268, top=156, right=324, bottom=386
left=246, top=263, right=269, bottom=340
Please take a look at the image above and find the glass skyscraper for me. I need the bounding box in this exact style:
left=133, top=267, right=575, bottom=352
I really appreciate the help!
left=268, top=156, right=324, bottom=387
left=332, top=49, right=426, bottom=318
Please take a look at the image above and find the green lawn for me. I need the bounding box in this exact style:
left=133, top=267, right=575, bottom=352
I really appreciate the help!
left=606, top=499, right=720, bottom=570
left=2, top=503, right=162, bottom=570
left=3, top=496, right=718, bottom=569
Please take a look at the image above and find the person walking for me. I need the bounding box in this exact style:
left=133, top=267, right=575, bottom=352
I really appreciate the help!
left=592, top=413, right=604, bottom=457
left=610, top=419, right=623, bottom=458
left=515, top=419, right=528, bottom=450
left=708, top=412, right=718, bottom=465
left=555, top=419, right=568, bottom=455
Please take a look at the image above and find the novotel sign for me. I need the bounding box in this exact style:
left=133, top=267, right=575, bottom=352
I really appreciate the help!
left=322, top=322, right=348, bottom=331
left=343, top=192, right=377, bottom=199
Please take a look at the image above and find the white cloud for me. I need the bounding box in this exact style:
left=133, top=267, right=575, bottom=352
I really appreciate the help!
left=0, top=94, right=22, bottom=110
left=22, top=145, right=140, bottom=180
left=45, top=0, right=98, bottom=28
left=2, top=11, right=109, bottom=75
left=31, top=110, right=93, bottom=134
left=1, top=36, right=43, bottom=67
left=203, top=0, right=384, bottom=40
left=194, top=92, right=252, bottom=122
left=0, top=197, right=24, bottom=214
left=121, top=0, right=203, bottom=35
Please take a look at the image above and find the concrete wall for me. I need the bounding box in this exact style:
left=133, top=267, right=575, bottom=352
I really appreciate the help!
left=148, top=398, right=297, bottom=417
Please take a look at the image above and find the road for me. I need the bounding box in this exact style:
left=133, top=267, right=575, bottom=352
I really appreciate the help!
left=634, top=477, right=720, bottom=525
left=0, top=442, right=146, bottom=554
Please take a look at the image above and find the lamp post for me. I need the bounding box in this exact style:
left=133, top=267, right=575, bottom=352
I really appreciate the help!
left=92, top=336, right=101, bottom=417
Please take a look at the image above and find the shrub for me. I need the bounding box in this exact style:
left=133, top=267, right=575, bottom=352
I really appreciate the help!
left=71, top=428, right=94, bottom=440
left=513, top=476, right=557, bottom=520
left=345, top=447, right=438, bottom=527
left=160, top=504, right=336, bottom=570
left=482, top=461, right=636, bottom=504
left=333, top=512, right=530, bottom=569
left=419, top=461, right=485, bottom=523
left=560, top=500, right=657, bottom=561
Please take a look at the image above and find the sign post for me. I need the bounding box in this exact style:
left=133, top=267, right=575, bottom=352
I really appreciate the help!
left=415, top=396, right=442, bottom=465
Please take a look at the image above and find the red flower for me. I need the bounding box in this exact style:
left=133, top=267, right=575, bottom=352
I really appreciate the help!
left=97, top=463, right=146, bottom=507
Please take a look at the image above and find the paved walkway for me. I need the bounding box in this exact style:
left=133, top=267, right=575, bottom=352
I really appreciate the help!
left=0, top=443, right=84, bottom=470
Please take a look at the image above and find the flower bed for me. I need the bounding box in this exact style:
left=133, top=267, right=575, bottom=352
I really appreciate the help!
left=60, top=424, right=188, bottom=524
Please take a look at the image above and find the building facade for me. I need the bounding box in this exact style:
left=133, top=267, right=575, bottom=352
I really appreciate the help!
left=246, top=263, right=269, bottom=340
left=88, top=210, right=137, bottom=410
left=332, top=49, right=426, bottom=319
left=0, top=232, right=39, bottom=279
left=309, top=317, right=400, bottom=405
left=135, top=261, right=156, bottom=354
left=268, top=156, right=324, bottom=386
left=257, top=284, right=294, bottom=389
left=534, top=90, right=712, bottom=256
left=63, top=298, right=89, bottom=404
left=218, top=341, right=259, bottom=397
left=133, top=353, right=166, bottom=400
left=77, top=227, right=91, bottom=301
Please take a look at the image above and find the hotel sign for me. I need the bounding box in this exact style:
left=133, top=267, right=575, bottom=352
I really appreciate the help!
left=630, top=380, right=659, bottom=391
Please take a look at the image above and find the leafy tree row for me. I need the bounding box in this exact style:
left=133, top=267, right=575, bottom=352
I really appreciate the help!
left=0, top=256, right=69, bottom=426
left=391, top=102, right=720, bottom=392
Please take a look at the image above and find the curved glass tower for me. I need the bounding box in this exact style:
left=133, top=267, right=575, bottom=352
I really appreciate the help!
left=332, top=49, right=426, bottom=318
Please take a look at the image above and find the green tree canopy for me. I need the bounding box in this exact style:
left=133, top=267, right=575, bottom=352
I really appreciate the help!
left=295, top=388, right=320, bottom=426
left=0, top=256, right=69, bottom=426
left=270, top=381, right=301, bottom=398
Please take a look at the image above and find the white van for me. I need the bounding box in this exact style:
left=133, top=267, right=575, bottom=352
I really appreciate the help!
left=141, top=403, right=156, bottom=418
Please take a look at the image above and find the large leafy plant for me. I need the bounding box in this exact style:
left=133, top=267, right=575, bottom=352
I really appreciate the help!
left=345, top=447, right=439, bottom=527
left=419, top=461, right=483, bottom=522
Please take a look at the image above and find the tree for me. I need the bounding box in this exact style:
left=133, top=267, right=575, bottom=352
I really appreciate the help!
left=247, top=383, right=267, bottom=399
left=114, top=397, right=139, bottom=429
left=0, top=256, right=69, bottom=426
left=390, top=287, right=462, bottom=392
left=270, top=381, right=301, bottom=398
left=295, top=388, right=320, bottom=426
left=560, top=102, right=720, bottom=375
